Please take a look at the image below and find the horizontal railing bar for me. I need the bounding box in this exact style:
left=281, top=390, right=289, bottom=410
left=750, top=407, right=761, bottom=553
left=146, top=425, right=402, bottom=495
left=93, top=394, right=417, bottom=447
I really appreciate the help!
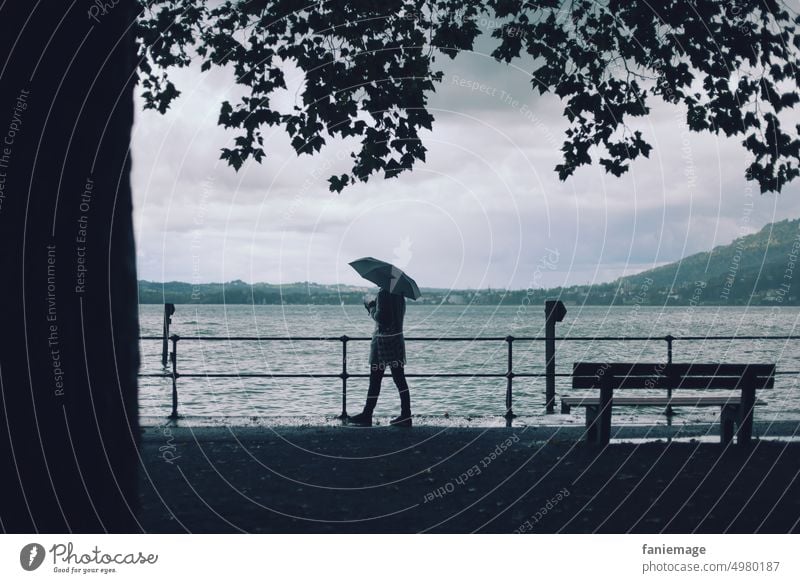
left=137, top=370, right=800, bottom=379
left=140, top=371, right=800, bottom=378
left=139, top=336, right=530, bottom=341
left=139, top=372, right=549, bottom=378
left=666, top=336, right=800, bottom=341
left=139, top=335, right=800, bottom=342
left=557, top=336, right=800, bottom=341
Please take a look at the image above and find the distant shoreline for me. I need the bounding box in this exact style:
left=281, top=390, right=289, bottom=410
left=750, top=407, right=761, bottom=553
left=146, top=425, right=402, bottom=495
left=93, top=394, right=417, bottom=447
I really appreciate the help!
left=138, top=218, right=800, bottom=307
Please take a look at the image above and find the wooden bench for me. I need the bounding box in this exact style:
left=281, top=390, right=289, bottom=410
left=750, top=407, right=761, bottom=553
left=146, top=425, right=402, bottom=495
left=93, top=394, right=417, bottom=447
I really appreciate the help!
left=563, top=363, right=774, bottom=445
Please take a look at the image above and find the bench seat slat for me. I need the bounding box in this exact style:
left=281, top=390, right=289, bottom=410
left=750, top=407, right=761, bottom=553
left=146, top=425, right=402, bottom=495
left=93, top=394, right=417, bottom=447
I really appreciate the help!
left=561, top=396, right=766, bottom=407
left=572, top=362, right=776, bottom=377
left=572, top=376, right=774, bottom=390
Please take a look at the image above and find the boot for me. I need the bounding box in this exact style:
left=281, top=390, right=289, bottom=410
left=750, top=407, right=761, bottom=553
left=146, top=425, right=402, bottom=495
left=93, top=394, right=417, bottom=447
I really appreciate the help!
left=390, top=412, right=412, bottom=427
left=348, top=411, right=373, bottom=427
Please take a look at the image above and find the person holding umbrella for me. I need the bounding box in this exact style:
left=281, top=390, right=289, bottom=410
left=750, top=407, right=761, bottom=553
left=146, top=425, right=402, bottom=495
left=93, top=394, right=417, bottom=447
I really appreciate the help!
left=347, top=257, right=420, bottom=427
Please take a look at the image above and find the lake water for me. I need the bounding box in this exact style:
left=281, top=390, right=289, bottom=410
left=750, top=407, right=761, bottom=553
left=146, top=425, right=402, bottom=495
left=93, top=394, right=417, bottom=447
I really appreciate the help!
left=138, top=304, right=800, bottom=424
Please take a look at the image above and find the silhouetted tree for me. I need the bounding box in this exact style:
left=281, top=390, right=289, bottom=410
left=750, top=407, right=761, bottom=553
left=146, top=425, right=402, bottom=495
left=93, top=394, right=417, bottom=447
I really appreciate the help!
left=0, top=2, right=140, bottom=531
left=137, top=0, right=800, bottom=193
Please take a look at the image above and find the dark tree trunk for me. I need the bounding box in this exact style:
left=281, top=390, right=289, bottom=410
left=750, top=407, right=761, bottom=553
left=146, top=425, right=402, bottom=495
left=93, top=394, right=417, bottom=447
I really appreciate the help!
left=0, top=1, right=140, bottom=532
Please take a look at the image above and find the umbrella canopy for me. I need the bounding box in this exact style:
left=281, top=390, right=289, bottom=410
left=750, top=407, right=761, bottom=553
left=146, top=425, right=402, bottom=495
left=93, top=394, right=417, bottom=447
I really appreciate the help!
left=349, top=257, right=421, bottom=300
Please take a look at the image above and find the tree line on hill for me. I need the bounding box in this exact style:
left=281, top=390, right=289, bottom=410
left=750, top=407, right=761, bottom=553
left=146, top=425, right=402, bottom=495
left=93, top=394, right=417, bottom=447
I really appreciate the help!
left=139, top=219, right=800, bottom=307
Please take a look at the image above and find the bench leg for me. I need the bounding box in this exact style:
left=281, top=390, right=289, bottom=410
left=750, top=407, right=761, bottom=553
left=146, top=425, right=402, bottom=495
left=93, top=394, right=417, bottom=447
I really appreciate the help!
left=720, top=405, right=737, bottom=445
left=585, top=406, right=598, bottom=443
left=561, top=401, right=571, bottom=414
left=598, top=378, right=613, bottom=446
left=738, top=376, right=756, bottom=446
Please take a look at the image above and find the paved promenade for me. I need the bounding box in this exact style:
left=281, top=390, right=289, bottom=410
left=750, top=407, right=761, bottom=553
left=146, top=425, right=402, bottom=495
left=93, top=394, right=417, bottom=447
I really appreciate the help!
left=137, top=422, right=800, bottom=533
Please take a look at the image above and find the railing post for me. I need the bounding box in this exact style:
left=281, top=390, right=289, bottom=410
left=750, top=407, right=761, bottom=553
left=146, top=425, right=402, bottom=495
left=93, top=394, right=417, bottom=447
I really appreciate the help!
left=664, top=334, right=675, bottom=417
left=545, top=300, right=567, bottom=413
left=505, top=336, right=515, bottom=421
left=161, top=303, right=175, bottom=368
left=339, top=335, right=349, bottom=419
left=169, top=334, right=179, bottom=420
left=665, top=334, right=674, bottom=365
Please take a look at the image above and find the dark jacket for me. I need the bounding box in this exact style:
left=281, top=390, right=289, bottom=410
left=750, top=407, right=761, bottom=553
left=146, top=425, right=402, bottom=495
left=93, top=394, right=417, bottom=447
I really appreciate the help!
left=369, top=289, right=405, bottom=335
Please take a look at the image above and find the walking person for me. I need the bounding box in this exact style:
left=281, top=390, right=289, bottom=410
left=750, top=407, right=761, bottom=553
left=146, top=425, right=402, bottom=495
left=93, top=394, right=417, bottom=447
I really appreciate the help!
left=347, top=256, right=421, bottom=427
left=348, top=287, right=412, bottom=427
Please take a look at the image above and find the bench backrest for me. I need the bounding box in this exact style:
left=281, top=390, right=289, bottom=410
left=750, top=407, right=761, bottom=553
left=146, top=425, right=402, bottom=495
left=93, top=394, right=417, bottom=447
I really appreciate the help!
left=572, top=363, right=775, bottom=390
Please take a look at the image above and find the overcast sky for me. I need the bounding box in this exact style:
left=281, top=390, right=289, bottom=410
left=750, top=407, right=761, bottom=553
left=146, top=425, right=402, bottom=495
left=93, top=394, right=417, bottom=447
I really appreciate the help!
left=130, top=36, right=800, bottom=290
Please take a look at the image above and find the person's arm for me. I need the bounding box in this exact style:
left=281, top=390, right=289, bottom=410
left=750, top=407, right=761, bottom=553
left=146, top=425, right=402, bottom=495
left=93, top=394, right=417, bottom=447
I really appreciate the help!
left=370, top=290, right=390, bottom=325
left=366, top=292, right=378, bottom=320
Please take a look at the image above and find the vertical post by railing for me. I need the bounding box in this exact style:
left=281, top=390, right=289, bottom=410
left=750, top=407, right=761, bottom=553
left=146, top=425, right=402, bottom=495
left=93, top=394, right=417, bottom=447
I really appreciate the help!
left=544, top=300, right=567, bottom=413
left=339, top=335, right=349, bottom=419
left=664, top=334, right=675, bottom=417
left=169, top=334, right=179, bottom=420
left=665, top=334, right=674, bottom=365
left=505, top=336, right=515, bottom=420
left=161, top=303, right=175, bottom=368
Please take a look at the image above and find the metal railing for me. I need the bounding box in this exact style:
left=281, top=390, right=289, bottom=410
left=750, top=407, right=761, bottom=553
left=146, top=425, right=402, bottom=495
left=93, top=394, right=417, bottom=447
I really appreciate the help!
left=140, top=334, right=550, bottom=420
left=138, top=328, right=800, bottom=421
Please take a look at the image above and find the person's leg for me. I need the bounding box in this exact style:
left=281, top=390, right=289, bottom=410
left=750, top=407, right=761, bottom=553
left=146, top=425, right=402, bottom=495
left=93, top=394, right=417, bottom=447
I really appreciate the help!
left=390, top=364, right=411, bottom=418
left=363, top=364, right=385, bottom=415
left=349, top=365, right=384, bottom=426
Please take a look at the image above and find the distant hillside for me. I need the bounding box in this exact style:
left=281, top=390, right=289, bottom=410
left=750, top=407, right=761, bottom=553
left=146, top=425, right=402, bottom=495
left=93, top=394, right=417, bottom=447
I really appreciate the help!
left=613, top=218, right=800, bottom=305
left=137, top=279, right=490, bottom=305
left=626, top=218, right=799, bottom=287
left=138, top=218, right=800, bottom=306
left=137, top=280, right=372, bottom=305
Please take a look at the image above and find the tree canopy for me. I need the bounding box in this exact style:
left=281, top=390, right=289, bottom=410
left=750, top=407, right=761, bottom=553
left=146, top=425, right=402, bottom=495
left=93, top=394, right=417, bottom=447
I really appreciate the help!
left=136, top=0, right=800, bottom=193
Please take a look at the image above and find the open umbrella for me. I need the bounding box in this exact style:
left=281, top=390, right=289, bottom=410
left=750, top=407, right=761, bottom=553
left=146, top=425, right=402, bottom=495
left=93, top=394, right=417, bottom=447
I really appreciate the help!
left=349, top=257, right=421, bottom=300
